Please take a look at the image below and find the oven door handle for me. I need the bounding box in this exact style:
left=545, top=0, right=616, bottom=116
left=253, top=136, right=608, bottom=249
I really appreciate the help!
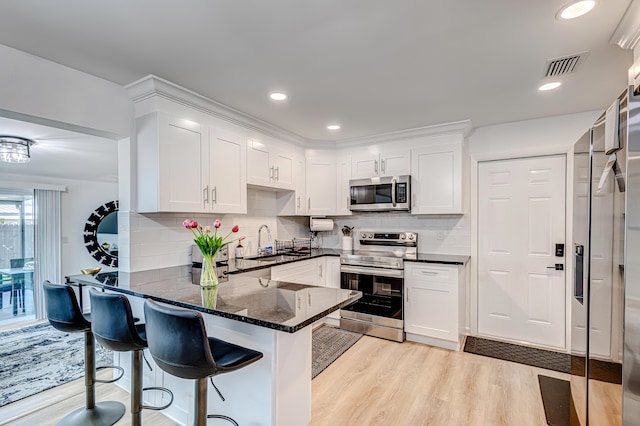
left=340, top=265, right=404, bottom=278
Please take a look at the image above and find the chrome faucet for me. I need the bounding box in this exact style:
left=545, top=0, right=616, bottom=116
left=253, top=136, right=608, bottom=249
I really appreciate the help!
left=257, top=224, right=272, bottom=256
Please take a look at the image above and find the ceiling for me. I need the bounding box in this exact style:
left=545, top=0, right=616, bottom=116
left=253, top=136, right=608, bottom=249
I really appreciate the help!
left=0, top=1, right=634, bottom=142
left=0, top=117, right=118, bottom=182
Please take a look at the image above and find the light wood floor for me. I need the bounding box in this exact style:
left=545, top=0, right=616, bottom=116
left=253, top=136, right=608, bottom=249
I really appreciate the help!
left=0, top=335, right=620, bottom=425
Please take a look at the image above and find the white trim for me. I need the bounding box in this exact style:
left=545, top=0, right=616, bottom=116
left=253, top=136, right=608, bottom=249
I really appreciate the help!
left=610, top=0, right=640, bottom=50
left=330, top=120, right=473, bottom=148
left=405, top=332, right=462, bottom=351
left=124, top=75, right=308, bottom=146
left=0, top=180, right=65, bottom=192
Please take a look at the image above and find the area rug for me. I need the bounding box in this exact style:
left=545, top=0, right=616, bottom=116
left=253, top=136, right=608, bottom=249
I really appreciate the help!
left=464, top=336, right=570, bottom=373
left=538, top=375, right=580, bottom=426
left=0, top=322, right=111, bottom=407
left=312, top=326, right=362, bottom=379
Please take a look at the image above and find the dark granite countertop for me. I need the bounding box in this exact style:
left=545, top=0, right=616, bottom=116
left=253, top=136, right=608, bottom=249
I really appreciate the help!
left=227, top=248, right=468, bottom=274
left=66, top=264, right=361, bottom=333
left=227, top=248, right=341, bottom=274
left=411, top=253, right=470, bottom=265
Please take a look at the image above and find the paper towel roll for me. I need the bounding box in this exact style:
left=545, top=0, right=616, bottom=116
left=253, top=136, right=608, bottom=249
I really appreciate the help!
left=310, top=218, right=334, bottom=232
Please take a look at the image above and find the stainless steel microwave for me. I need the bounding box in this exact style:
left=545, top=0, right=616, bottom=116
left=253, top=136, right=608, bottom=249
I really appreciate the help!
left=349, top=175, right=410, bottom=212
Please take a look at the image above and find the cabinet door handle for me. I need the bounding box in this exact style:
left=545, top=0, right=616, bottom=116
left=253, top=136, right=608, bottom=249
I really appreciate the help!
left=297, top=196, right=301, bottom=209
left=212, top=186, right=217, bottom=204
left=203, top=185, right=209, bottom=204
left=308, top=197, right=311, bottom=210
left=297, top=296, right=301, bottom=310
left=270, top=166, right=274, bottom=181
left=420, top=271, right=438, bottom=276
left=308, top=292, right=311, bottom=305
left=406, top=288, right=409, bottom=302
left=381, top=159, right=386, bottom=174
left=275, top=166, right=279, bottom=181
left=346, top=195, right=350, bottom=208
left=412, top=193, right=416, bottom=207
left=374, top=160, right=378, bottom=174
left=319, top=264, right=323, bottom=278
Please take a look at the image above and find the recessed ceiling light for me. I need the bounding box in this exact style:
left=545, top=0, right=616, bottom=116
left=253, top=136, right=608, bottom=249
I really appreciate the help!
left=557, top=1, right=596, bottom=20
left=538, top=82, right=562, bottom=91
left=269, top=92, right=287, bottom=101
left=327, top=124, right=341, bottom=130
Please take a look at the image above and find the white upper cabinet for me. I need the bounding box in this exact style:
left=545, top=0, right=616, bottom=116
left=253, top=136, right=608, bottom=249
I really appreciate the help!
left=335, top=156, right=352, bottom=216
left=208, top=128, right=247, bottom=214
left=351, top=149, right=411, bottom=179
left=247, top=139, right=294, bottom=190
left=135, top=112, right=246, bottom=214
left=411, top=142, right=464, bottom=215
left=276, top=157, right=306, bottom=216
left=306, top=155, right=336, bottom=215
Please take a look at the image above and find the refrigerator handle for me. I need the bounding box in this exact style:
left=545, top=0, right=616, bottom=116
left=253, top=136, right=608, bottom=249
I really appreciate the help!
left=574, top=244, right=584, bottom=305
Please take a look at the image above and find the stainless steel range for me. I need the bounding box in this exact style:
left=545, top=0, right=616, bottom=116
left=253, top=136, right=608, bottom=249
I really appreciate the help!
left=340, top=231, right=417, bottom=342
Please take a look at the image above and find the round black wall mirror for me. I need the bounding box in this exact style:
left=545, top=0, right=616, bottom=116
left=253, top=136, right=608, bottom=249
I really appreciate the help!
left=84, top=200, right=118, bottom=268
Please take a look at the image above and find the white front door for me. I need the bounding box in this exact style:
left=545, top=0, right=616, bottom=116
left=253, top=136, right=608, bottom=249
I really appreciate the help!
left=478, top=155, right=566, bottom=349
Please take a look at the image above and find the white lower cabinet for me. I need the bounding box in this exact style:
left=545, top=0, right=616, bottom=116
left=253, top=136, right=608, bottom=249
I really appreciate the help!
left=271, top=258, right=319, bottom=286
left=404, top=262, right=465, bottom=350
left=270, top=256, right=341, bottom=325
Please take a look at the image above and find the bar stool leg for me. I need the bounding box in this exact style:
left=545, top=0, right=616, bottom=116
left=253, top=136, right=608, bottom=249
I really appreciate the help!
left=132, top=349, right=143, bottom=426
left=57, top=331, right=126, bottom=426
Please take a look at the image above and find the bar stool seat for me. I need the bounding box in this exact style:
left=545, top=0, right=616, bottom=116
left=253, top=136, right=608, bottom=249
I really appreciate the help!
left=43, top=281, right=125, bottom=426
left=143, top=300, right=263, bottom=426
left=89, top=290, right=173, bottom=426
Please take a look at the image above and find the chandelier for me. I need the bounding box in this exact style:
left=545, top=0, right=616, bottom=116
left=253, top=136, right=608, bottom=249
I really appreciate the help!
left=0, top=136, right=35, bottom=164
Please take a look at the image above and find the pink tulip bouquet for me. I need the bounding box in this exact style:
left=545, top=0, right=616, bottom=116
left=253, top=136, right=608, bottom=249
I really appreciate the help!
left=183, top=219, right=244, bottom=257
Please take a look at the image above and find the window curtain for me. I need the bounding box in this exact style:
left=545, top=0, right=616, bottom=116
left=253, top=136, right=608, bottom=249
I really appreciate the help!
left=33, top=189, right=62, bottom=319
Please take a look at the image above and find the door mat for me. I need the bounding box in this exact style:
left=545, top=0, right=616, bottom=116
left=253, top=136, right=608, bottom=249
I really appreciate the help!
left=464, top=336, right=570, bottom=373
left=0, top=322, right=111, bottom=407
left=312, top=325, right=362, bottom=378
left=538, top=375, right=580, bottom=426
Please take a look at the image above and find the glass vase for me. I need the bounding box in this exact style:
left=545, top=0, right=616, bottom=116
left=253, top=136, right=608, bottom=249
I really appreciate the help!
left=200, top=254, right=219, bottom=309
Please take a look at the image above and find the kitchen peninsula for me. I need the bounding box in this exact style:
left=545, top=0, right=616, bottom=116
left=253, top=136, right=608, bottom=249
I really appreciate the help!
left=67, top=265, right=361, bottom=426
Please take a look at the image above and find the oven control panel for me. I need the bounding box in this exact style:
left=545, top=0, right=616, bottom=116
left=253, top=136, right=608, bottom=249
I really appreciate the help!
left=358, top=231, right=418, bottom=246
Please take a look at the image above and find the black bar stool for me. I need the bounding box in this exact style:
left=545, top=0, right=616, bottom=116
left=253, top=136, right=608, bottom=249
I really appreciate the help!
left=43, top=281, right=126, bottom=426
left=89, top=290, right=173, bottom=426
left=143, top=300, right=264, bottom=426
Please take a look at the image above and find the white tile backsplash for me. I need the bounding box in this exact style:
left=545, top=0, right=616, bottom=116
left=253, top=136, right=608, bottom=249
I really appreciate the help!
left=121, top=189, right=470, bottom=272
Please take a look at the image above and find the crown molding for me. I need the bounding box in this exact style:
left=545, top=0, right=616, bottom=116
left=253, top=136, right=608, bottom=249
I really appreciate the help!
left=611, top=0, right=640, bottom=49
left=328, top=120, right=473, bottom=149
left=124, top=75, right=308, bottom=146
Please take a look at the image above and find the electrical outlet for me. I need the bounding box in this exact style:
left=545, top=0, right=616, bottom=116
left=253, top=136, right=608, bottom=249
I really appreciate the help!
left=436, top=231, right=445, bottom=240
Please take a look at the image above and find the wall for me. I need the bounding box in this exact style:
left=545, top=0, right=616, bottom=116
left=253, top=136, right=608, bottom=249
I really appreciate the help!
left=0, top=172, right=119, bottom=277
left=121, top=189, right=309, bottom=272
left=0, top=44, right=132, bottom=138
left=323, top=213, right=470, bottom=255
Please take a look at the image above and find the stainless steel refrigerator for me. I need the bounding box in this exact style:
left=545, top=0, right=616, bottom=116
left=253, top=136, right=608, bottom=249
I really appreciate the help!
left=570, top=85, right=640, bottom=425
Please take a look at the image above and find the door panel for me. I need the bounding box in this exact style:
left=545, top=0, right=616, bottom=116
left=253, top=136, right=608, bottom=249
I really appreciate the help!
left=478, top=155, right=566, bottom=349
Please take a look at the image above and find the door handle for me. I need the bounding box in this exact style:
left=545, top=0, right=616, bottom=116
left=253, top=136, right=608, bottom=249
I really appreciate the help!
left=547, top=264, right=564, bottom=271
left=406, top=288, right=409, bottom=302
left=275, top=166, right=279, bottom=181
left=270, top=166, right=274, bottom=181
left=308, top=197, right=311, bottom=210
left=212, top=186, right=217, bottom=204
left=374, top=160, right=378, bottom=174
left=203, top=185, right=209, bottom=204
left=297, top=196, right=301, bottom=209
left=574, top=244, right=584, bottom=304
left=381, top=159, right=386, bottom=174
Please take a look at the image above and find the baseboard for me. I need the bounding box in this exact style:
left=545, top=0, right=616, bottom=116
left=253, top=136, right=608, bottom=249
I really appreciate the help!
left=405, top=333, right=461, bottom=351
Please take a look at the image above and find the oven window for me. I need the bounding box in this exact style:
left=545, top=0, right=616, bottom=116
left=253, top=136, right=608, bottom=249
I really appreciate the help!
left=340, top=271, right=403, bottom=319
left=350, top=184, right=392, bottom=205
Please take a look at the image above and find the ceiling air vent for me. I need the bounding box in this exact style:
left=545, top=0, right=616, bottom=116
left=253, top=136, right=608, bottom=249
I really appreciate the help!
left=543, top=52, right=589, bottom=77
